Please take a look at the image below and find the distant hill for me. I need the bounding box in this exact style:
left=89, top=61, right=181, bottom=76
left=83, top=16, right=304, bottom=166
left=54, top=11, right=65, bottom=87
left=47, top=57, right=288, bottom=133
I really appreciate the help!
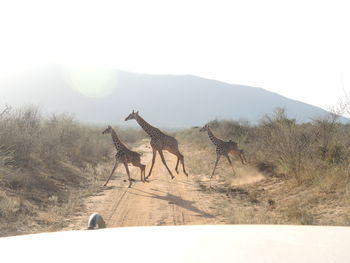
left=0, top=66, right=337, bottom=128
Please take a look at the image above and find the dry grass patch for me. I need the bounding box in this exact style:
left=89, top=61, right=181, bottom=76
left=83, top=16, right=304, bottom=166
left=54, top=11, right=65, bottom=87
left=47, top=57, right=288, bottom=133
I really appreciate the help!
left=0, top=105, right=146, bottom=237
left=175, top=111, right=350, bottom=226
left=179, top=140, right=350, bottom=226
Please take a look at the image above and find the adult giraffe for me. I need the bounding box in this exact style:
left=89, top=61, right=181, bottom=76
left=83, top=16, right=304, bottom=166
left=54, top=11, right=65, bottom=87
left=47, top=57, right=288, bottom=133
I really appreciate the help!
left=200, top=124, right=247, bottom=178
left=125, top=110, right=188, bottom=180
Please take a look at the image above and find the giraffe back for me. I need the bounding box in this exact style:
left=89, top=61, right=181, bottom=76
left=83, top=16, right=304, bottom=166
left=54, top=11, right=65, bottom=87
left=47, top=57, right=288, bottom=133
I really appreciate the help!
left=115, top=148, right=141, bottom=164
left=224, top=140, right=240, bottom=154
left=159, top=133, right=179, bottom=150
left=213, top=138, right=229, bottom=154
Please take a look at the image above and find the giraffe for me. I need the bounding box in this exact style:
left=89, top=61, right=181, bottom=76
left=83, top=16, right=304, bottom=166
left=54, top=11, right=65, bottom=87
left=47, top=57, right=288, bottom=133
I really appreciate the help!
left=102, top=125, right=146, bottom=187
left=125, top=110, right=188, bottom=180
left=200, top=124, right=247, bottom=178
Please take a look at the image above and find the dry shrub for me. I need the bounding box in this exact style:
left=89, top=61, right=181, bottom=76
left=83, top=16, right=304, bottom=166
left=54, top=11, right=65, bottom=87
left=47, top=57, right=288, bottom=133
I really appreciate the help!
left=252, top=109, right=315, bottom=183
left=175, top=126, right=210, bottom=147
left=39, top=114, right=113, bottom=169
left=0, top=107, right=113, bottom=171
left=217, top=198, right=279, bottom=225
left=0, top=146, right=14, bottom=180
left=117, top=127, right=148, bottom=145
left=177, top=108, right=350, bottom=189
left=0, top=105, right=146, bottom=236
left=0, top=106, right=41, bottom=167
left=177, top=108, right=350, bottom=226
left=283, top=201, right=316, bottom=225
left=181, top=144, right=212, bottom=176
left=0, top=191, right=35, bottom=219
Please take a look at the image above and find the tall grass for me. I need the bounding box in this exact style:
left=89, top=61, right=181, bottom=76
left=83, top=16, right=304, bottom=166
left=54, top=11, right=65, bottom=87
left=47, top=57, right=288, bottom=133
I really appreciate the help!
left=0, top=105, right=145, bottom=236
left=175, top=108, right=350, bottom=226
left=178, top=108, right=350, bottom=185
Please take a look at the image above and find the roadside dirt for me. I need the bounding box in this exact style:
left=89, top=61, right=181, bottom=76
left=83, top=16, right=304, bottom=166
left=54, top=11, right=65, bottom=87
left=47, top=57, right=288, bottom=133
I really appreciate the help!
left=64, top=142, right=229, bottom=230
left=62, top=140, right=350, bottom=230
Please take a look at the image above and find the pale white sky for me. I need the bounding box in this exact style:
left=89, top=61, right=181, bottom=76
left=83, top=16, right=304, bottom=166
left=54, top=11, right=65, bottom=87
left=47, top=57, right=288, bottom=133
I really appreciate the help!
left=0, top=0, right=349, bottom=110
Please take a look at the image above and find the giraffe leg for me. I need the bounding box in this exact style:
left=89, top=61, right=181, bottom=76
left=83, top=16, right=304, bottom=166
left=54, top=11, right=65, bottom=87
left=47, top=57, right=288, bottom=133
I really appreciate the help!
left=179, top=154, right=188, bottom=177
left=146, top=148, right=157, bottom=180
left=158, top=150, right=175, bottom=179
left=169, top=149, right=188, bottom=177
left=133, top=162, right=146, bottom=182
left=141, top=164, right=146, bottom=182
left=240, top=151, right=248, bottom=164
left=103, top=160, right=119, bottom=186
left=175, top=157, right=180, bottom=174
left=225, top=155, right=236, bottom=175
left=239, top=154, right=245, bottom=165
left=123, top=162, right=133, bottom=188
left=211, top=154, right=221, bottom=179
left=132, top=155, right=146, bottom=182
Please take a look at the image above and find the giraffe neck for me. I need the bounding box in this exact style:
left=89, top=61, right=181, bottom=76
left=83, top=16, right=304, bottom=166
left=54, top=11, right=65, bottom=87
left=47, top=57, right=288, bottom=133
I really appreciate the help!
left=110, top=128, right=125, bottom=150
left=207, top=128, right=221, bottom=146
left=135, top=114, right=161, bottom=137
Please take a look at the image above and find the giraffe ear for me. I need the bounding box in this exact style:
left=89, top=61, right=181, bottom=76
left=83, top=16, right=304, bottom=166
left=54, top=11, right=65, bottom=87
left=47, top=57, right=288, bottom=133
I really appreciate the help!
left=136, top=111, right=139, bottom=114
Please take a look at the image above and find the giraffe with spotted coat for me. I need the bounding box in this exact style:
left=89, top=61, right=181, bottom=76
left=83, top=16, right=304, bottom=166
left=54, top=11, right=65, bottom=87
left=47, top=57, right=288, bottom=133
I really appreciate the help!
left=200, top=124, right=247, bottom=178
left=125, top=110, right=188, bottom=180
left=102, top=125, right=146, bottom=187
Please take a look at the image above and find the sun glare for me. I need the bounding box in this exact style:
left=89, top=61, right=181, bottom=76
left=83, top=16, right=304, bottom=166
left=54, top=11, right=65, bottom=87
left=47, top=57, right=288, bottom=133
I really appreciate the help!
left=63, top=67, right=118, bottom=98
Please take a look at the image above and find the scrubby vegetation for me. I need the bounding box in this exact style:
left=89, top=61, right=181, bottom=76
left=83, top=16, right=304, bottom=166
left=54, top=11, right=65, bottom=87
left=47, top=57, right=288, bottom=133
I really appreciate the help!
left=176, top=108, right=350, bottom=226
left=2, top=102, right=350, bottom=235
left=0, top=105, right=145, bottom=237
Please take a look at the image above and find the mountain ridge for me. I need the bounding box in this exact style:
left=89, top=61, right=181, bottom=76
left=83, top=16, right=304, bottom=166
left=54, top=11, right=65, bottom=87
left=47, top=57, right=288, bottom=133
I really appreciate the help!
left=0, top=66, right=338, bottom=128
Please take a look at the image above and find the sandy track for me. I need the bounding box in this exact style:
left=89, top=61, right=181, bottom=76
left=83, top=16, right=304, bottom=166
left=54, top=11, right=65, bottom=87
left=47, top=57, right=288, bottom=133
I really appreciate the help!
left=65, top=143, right=220, bottom=230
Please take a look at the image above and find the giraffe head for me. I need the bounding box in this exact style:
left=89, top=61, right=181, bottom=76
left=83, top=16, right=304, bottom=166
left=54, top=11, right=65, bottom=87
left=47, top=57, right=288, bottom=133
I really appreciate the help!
left=102, top=125, right=113, bottom=134
left=199, top=124, right=209, bottom=132
left=125, top=110, right=139, bottom=121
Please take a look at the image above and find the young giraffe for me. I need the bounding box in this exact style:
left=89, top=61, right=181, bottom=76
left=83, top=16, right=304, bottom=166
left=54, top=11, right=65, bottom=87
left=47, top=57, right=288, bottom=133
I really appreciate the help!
left=102, top=125, right=146, bottom=187
left=125, top=110, right=188, bottom=180
left=200, top=124, right=247, bottom=178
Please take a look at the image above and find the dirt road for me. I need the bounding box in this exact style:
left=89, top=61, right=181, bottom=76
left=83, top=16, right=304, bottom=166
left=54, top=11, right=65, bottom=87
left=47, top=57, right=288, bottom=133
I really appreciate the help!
left=65, top=142, right=223, bottom=230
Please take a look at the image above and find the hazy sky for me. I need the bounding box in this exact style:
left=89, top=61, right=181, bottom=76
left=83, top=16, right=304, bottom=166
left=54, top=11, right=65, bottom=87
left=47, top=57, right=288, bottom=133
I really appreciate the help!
left=0, top=0, right=349, bottom=110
